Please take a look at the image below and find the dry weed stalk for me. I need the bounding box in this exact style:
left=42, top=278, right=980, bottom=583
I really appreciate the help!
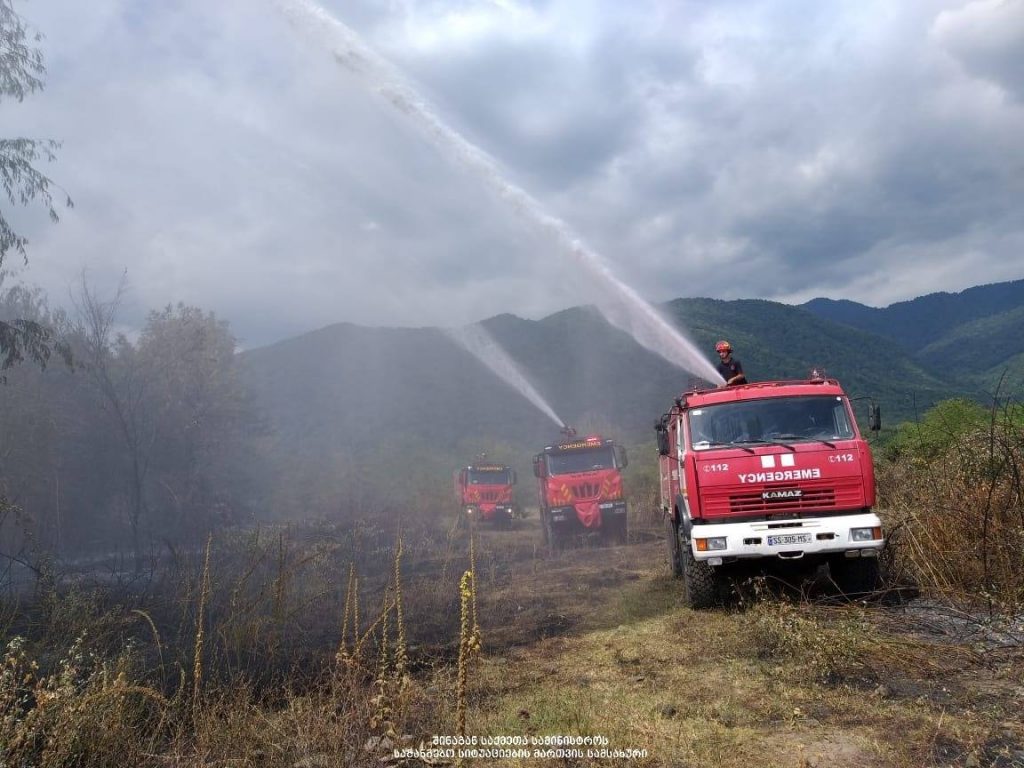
left=272, top=531, right=288, bottom=638
left=469, top=532, right=481, bottom=652
left=456, top=567, right=482, bottom=738
left=393, top=537, right=408, bottom=694
left=131, top=608, right=165, bottom=678
left=192, top=533, right=213, bottom=725
left=370, top=589, right=393, bottom=741
left=337, top=562, right=357, bottom=662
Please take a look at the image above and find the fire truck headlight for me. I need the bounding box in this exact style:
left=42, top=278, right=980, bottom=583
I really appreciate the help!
left=850, top=526, right=882, bottom=542
left=465, top=507, right=476, bottom=516
left=695, top=537, right=727, bottom=552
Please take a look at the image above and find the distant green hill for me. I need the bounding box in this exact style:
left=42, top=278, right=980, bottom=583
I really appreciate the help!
left=801, top=277, right=1024, bottom=396
left=240, top=297, right=965, bottom=467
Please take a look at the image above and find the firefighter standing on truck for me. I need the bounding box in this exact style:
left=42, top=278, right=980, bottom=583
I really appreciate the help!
left=715, top=340, right=747, bottom=387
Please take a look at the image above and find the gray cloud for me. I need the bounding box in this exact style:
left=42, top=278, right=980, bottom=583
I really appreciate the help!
left=4, top=0, right=1022, bottom=346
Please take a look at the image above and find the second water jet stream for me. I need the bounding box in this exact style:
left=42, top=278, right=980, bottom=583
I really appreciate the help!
left=446, top=323, right=565, bottom=429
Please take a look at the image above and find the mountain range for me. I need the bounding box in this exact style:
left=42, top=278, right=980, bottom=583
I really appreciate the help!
left=241, top=278, right=1024, bottom=465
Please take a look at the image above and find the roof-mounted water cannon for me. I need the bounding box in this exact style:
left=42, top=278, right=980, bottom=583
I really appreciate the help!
left=560, top=425, right=577, bottom=440
left=809, top=367, right=827, bottom=382
left=685, top=377, right=706, bottom=393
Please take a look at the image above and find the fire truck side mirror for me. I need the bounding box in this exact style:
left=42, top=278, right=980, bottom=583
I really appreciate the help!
left=510, top=470, right=518, bottom=485
left=458, top=469, right=467, bottom=485
left=615, top=445, right=629, bottom=468
left=533, top=459, right=545, bottom=478
left=868, top=403, right=882, bottom=432
left=655, top=424, right=669, bottom=456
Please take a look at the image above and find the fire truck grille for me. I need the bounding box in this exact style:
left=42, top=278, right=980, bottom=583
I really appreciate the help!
left=728, top=487, right=834, bottom=514
left=572, top=483, right=601, bottom=501
left=703, top=478, right=864, bottom=517
left=479, top=490, right=502, bottom=502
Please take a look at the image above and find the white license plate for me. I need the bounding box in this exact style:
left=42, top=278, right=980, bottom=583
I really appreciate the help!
left=767, top=533, right=812, bottom=546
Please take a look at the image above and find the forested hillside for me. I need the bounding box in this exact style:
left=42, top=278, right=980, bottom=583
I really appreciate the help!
left=802, top=278, right=1024, bottom=393
left=240, top=297, right=960, bottom=465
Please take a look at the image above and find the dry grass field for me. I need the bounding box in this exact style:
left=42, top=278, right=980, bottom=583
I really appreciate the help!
left=2, top=514, right=1022, bottom=767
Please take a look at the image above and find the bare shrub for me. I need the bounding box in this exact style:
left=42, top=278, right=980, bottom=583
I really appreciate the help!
left=0, top=636, right=166, bottom=767
left=878, top=399, right=1024, bottom=613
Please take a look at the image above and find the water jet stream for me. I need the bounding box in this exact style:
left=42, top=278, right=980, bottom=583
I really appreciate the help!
left=446, top=324, right=565, bottom=428
left=276, top=0, right=724, bottom=384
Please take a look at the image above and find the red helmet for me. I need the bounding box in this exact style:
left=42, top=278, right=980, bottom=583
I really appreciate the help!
left=715, top=340, right=732, bottom=353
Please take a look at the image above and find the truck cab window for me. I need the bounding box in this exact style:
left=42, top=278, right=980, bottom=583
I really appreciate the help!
left=688, top=395, right=856, bottom=449
left=547, top=447, right=617, bottom=475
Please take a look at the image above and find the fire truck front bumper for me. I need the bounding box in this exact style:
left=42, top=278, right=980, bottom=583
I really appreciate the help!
left=689, top=512, right=884, bottom=564
left=548, top=501, right=627, bottom=531
left=465, top=505, right=514, bottom=522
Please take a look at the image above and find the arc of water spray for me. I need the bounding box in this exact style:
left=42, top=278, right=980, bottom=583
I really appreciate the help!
left=276, top=0, right=724, bottom=384
left=446, top=324, right=565, bottom=429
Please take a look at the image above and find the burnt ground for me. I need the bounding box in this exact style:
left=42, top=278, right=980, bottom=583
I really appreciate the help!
left=399, top=516, right=1024, bottom=768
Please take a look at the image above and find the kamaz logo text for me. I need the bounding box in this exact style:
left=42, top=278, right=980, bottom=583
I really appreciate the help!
left=762, top=489, right=803, bottom=500
left=739, top=469, right=821, bottom=483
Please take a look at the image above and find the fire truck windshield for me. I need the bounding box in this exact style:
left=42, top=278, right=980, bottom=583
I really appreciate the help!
left=688, top=395, right=855, bottom=450
left=547, top=447, right=616, bottom=475
left=467, top=469, right=511, bottom=484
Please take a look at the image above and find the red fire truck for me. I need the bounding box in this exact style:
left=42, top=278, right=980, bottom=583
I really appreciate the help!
left=656, top=377, right=884, bottom=607
left=533, top=431, right=629, bottom=550
left=454, top=462, right=517, bottom=527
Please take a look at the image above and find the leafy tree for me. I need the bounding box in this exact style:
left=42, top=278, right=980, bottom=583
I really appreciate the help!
left=136, top=303, right=254, bottom=537
left=76, top=279, right=258, bottom=554
left=1, top=0, right=71, bottom=371
left=888, top=398, right=990, bottom=462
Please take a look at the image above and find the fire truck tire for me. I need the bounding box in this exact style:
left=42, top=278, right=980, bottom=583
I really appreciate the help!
left=545, top=518, right=564, bottom=553
left=665, top=516, right=683, bottom=577
left=682, top=546, right=719, bottom=609
left=829, top=556, right=881, bottom=597
left=602, top=518, right=628, bottom=546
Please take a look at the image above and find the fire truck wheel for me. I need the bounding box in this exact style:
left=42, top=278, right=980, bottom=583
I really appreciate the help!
left=682, top=546, right=719, bottom=609
left=546, top=519, right=564, bottom=554
left=829, top=556, right=881, bottom=598
left=665, top=516, right=683, bottom=577
left=601, top=520, right=627, bottom=546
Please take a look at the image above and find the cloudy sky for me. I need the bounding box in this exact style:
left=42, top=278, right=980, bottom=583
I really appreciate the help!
left=4, top=0, right=1024, bottom=347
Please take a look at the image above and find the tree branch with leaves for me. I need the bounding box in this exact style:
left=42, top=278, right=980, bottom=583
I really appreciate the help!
left=0, top=0, right=72, bottom=371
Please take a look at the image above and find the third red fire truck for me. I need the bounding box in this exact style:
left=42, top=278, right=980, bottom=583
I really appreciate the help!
left=455, top=461, right=517, bottom=527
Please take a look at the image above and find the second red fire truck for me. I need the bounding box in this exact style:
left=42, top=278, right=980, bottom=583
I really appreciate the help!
left=534, top=431, right=630, bottom=550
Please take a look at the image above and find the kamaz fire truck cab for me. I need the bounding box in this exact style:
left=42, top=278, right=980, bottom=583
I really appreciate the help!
left=533, top=432, right=629, bottom=550
left=656, top=377, right=884, bottom=607
left=455, top=463, right=517, bottom=527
